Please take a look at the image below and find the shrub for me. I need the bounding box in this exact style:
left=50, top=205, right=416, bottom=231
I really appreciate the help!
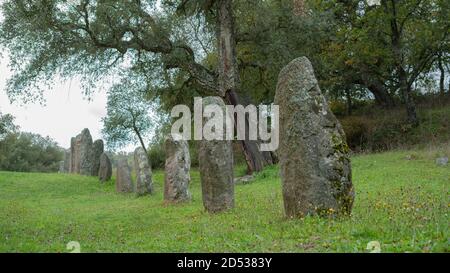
left=340, top=116, right=373, bottom=151
left=338, top=101, right=450, bottom=152
left=148, top=144, right=166, bottom=170
left=0, top=132, right=63, bottom=172
left=329, top=100, right=348, bottom=116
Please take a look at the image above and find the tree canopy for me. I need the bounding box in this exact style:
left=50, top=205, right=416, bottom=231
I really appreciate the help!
left=1, top=0, right=448, bottom=108
left=0, top=113, right=63, bottom=172
left=101, top=75, right=161, bottom=154
left=0, top=110, right=18, bottom=139
left=0, top=0, right=448, bottom=171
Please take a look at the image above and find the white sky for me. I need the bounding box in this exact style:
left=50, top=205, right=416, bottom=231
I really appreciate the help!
left=0, top=55, right=109, bottom=150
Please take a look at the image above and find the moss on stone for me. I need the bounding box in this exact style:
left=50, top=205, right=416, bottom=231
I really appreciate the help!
left=331, top=133, right=350, bottom=154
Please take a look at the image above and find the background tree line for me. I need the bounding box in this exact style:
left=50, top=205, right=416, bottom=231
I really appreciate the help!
left=0, top=111, right=63, bottom=172
left=0, top=0, right=448, bottom=173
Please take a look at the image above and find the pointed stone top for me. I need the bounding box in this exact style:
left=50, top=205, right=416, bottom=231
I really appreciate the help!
left=277, top=57, right=318, bottom=91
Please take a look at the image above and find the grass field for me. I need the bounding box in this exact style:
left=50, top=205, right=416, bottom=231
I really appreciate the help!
left=0, top=149, right=448, bottom=253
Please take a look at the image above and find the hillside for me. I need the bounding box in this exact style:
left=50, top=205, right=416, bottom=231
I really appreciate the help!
left=0, top=148, right=448, bottom=253
left=338, top=100, right=450, bottom=152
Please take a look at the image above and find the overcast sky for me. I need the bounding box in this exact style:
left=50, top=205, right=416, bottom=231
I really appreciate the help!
left=0, top=55, right=110, bottom=150
left=0, top=2, right=150, bottom=152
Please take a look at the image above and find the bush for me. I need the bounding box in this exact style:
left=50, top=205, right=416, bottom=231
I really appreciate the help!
left=329, top=100, right=348, bottom=116
left=340, top=116, right=373, bottom=151
left=339, top=102, right=450, bottom=152
left=148, top=144, right=166, bottom=170
left=0, top=132, right=63, bottom=172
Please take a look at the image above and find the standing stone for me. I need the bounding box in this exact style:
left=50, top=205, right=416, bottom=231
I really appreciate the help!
left=164, top=134, right=191, bottom=203
left=69, top=129, right=93, bottom=175
left=67, top=129, right=105, bottom=177
left=78, top=128, right=93, bottom=176
left=98, top=153, right=112, bottom=182
left=91, top=140, right=104, bottom=176
left=69, top=137, right=76, bottom=173
left=234, top=174, right=254, bottom=185
left=274, top=57, right=354, bottom=218
left=73, top=134, right=83, bottom=174
left=435, top=157, right=448, bottom=166
left=134, top=147, right=153, bottom=196
left=198, top=97, right=234, bottom=213
left=116, top=158, right=134, bottom=193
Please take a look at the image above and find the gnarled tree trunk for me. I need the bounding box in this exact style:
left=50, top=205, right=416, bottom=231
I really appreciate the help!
left=217, top=0, right=273, bottom=174
left=358, top=65, right=395, bottom=108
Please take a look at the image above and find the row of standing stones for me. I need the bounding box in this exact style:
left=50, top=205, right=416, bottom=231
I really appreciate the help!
left=115, top=146, right=157, bottom=197
left=59, top=128, right=150, bottom=194
left=60, top=128, right=192, bottom=203
left=115, top=137, right=192, bottom=203
left=59, top=128, right=111, bottom=180
left=60, top=57, right=355, bottom=218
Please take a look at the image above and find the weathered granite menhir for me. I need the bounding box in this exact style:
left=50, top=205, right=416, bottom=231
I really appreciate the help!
left=274, top=57, right=355, bottom=218
left=64, top=128, right=104, bottom=177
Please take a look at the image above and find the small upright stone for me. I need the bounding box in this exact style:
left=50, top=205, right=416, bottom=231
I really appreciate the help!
left=198, top=97, right=234, bottom=213
left=436, top=157, right=448, bottom=166
left=234, top=175, right=254, bottom=185
left=70, top=136, right=79, bottom=174
left=134, top=147, right=153, bottom=196
left=116, top=157, right=134, bottom=193
left=274, top=57, right=354, bottom=218
left=91, top=139, right=104, bottom=176
left=164, top=134, right=191, bottom=203
left=98, top=153, right=112, bottom=182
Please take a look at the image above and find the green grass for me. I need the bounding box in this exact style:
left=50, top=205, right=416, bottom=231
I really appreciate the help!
left=0, top=149, right=448, bottom=253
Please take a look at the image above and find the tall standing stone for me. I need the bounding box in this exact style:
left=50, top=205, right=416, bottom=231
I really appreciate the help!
left=91, top=140, right=104, bottom=176
left=134, top=147, right=153, bottom=196
left=69, top=137, right=77, bottom=173
left=198, top=97, right=234, bottom=213
left=98, top=153, right=112, bottom=182
left=78, top=129, right=94, bottom=176
left=164, top=134, right=191, bottom=203
left=69, top=129, right=93, bottom=175
left=274, top=57, right=354, bottom=218
left=116, top=158, right=134, bottom=193
left=67, top=129, right=104, bottom=177
left=74, top=134, right=83, bottom=174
